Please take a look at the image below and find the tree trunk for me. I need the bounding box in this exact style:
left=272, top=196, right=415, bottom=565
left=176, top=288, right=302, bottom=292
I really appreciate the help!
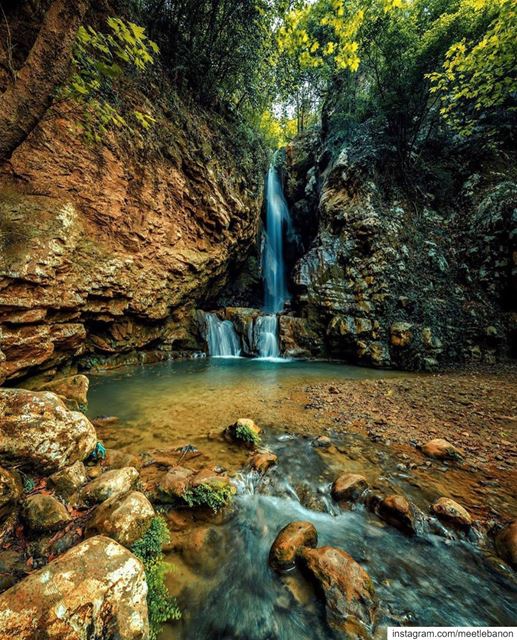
left=0, top=0, right=90, bottom=164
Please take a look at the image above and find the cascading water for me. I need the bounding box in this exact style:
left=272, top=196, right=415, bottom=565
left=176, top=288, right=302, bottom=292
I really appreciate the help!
left=204, top=312, right=241, bottom=357
left=263, top=163, right=291, bottom=314
left=254, top=314, right=281, bottom=358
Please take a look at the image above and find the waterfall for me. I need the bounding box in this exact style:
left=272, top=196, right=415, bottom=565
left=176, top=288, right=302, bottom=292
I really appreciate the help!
left=263, top=164, right=291, bottom=314
left=254, top=315, right=281, bottom=358
left=205, top=313, right=242, bottom=357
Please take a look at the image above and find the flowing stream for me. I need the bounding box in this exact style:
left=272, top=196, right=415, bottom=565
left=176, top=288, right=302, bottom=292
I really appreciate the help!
left=86, top=359, right=517, bottom=639
left=254, top=314, right=281, bottom=359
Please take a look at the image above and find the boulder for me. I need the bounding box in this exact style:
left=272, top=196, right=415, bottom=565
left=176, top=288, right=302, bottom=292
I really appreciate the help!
left=86, top=491, right=155, bottom=547
left=331, top=474, right=368, bottom=503
left=431, top=497, right=472, bottom=529
left=313, top=435, right=332, bottom=448
left=0, top=536, right=149, bottom=639
left=249, top=451, right=278, bottom=474
left=78, top=467, right=139, bottom=506
left=269, top=521, right=318, bottom=572
left=38, top=374, right=89, bottom=409
left=22, top=494, right=71, bottom=532
left=49, top=461, right=87, bottom=497
left=104, top=448, right=142, bottom=470
left=0, top=467, right=21, bottom=515
left=377, top=495, right=420, bottom=534
left=0, top=389, right=97, bottom=473
left=421, top=438, right=463, bottom=461
left=495, top=520, right=517, bottom=569
left=225, top=418, right=261, bottom=447
left=300, top=546, right=377, bottom=637
left=158, top=466, right=195, bottom=502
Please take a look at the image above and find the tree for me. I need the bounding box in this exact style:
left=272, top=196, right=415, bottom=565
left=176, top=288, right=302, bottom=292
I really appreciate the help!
left=0, top=0, right=90, bottom=163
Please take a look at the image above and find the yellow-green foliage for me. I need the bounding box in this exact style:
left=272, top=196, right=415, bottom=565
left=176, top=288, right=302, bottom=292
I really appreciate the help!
left=131, top=516, right=180, bottom=640
left=259, top=110, right=298, bottom=148
left=63, top=17, right=159, bottom=142
left=428, top=0, right=516, bottom=136
left=183, top=482, right=235, bottom=512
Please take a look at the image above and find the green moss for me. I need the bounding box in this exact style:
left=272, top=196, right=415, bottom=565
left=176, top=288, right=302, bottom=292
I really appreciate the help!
left=183, top=482, right=235, bottom=512
left=235, top=424, right=261, bottom=447
left=131, top=516, right=181, bottom=639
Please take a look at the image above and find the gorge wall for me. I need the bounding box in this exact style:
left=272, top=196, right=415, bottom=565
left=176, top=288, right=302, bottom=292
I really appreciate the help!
left=282, top=126, right=516, bottom=370
left=0, top=87, right=267, bottom=384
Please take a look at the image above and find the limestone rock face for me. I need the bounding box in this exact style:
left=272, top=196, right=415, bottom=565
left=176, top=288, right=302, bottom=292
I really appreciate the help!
left=269, top=521, right=318, bottom=572
left=300, top=546, right=377, bottom=638
left=0, top=466, right=21, bottom=518
left=283, top=127, right=514, bottom=370
left=0, top=389, right=96, bottom=472
left=0, top=536, right=149, bottom=639
left=86, top=491, right=155, bottom=547
left=0, top=88, right=265, bottom=383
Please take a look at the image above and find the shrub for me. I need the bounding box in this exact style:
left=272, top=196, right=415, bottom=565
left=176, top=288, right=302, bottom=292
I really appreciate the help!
left=235, top=423, right=261, bottom=447
left=183, top=482, right=235, bottom=512
left=131, top=516, right=181, bottom=640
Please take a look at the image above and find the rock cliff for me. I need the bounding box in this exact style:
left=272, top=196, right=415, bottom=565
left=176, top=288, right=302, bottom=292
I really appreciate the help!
left=0, top=89, right=266, bottom=383
left=283, top=127, right=516, bottom=370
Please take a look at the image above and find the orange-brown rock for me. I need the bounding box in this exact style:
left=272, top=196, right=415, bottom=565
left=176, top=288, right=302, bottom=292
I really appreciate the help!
left=0, top=89, right=265, bottom=383
left=431, top=497, right=472, bottom=529
left=299, top=546, right=377, bottom=638
left=37, top=374, right=89, bottom=409
left=0, top=388, right=96, bottom=472
left=421, top=438, right=463, bottom=461
left=269, top=521, right=318, bottom=572
left=377, top=494, right=421, bottom=534
left=495, top=520, right=517, bottom=569
left=331, top=473, right=368, bottom=503
left=249, top=451, right=278, bottom=473
left=0, top=536, right=149, bottom=638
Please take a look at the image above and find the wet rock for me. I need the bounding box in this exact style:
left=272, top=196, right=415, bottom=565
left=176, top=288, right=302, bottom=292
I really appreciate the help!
left=377, top=495, right=420, bottom=534
left=313, top=435, right=332, bottom=448
left=431, top=497, right=472, bottom=529
left=86, top=491, right=155, bottom=547
left=299, top=546, right=377, bottom=637
left=0, top=549, right=27, bottom=593
left=421, top=438, right=463, bottom=461
left=78, top=467, right=139, bottom=506
left=390, top=322, right=413, bottom=348
left=225, top=418, right=261, bottom=447
left=279, top=315, right=323, bottom=357
left=91, top=416, right=120, bottom=429
left=37, top=374, right=89, bottom=410
left=495, top=520, right=517, bottom=569
left=104, top=448, right=142, bottom=470
left=22, top=494, right=71, bottom=532
left=49, top=461, right=87, bottom=497
left=249, top=451, right=278, bottom=473
left=0, top=467, right=22, bottom=514
left=158, top=466, right=195, bottom=502
left=0, top=389, right=97, bottom=473
left=0, top=536, right=149, bottom=639
left=269, top=521, right=318, bottom=572
left=331, top=473, right=368, bottom=503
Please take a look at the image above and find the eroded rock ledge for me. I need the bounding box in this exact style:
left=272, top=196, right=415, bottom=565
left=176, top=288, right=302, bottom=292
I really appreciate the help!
left=0, top=89, right=266, bottom=384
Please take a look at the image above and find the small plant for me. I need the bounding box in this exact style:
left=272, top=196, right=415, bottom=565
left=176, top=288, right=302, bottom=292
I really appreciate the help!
left=131, top=516, right=180, bottom=639
left=183, top=482, right=235, bottom=512
left=235, top=423, right=261, bottom=447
